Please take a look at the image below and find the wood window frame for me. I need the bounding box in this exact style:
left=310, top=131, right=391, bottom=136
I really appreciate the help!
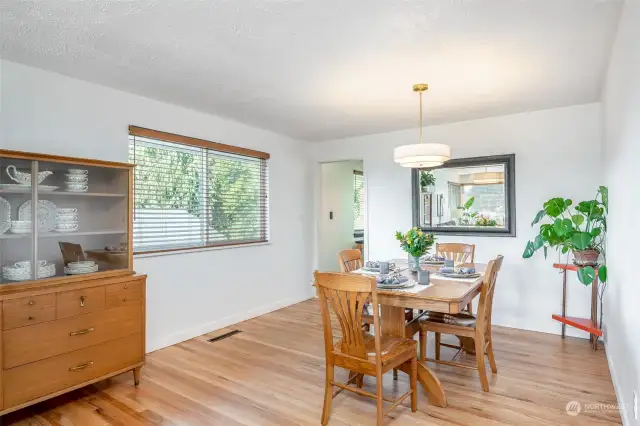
left=129, top=126, right=270, bottom=255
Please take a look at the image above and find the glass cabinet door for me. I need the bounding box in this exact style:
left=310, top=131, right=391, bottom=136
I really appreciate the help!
left=0, top=157, right=35, bottom=283
left=35, top=160, right=131, bottom=280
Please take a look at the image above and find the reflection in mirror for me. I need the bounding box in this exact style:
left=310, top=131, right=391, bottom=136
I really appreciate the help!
left=413, top=155, right=515, bottom=236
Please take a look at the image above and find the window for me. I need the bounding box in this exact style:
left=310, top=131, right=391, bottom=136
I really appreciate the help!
left=412, top=154, right=515, bottom=236
left=128, top=126, right=269, bottom=254
left=353, top=170, right=364, bottom=235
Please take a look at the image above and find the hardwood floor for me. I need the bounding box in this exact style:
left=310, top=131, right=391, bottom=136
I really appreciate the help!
left=3, top=299, right=621, bottom=425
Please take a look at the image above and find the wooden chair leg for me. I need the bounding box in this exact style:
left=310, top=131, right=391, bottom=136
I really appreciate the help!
left=356, top=373, right=364, bottom=388
left=419, top=329, right=427, bottom=361
left=435, top=332, right=441, bottom=361
left=487, top=339, right=498, bottom=374
left=410, top=357, right=417, bottom=412
left=376, top=373, right=384, bottom=426
left=466, top=302, right=473, bottom=314
left=322, top=364, right=334, bottom=425
left=474, top=337, right=489, bottom=392
left=393, top=368, right=398, bottom=380
left=133, top=366, right=141, bottom=386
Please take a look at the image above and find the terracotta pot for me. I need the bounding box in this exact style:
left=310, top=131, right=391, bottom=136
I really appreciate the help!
left=573, top=249, right=600, bottom=266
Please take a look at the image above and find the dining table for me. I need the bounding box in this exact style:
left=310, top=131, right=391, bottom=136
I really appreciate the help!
left=356, top=260, right=488, bottom=408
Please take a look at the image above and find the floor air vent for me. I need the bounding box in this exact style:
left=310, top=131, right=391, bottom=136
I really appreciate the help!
left=207, top=330, right=241, bottom=343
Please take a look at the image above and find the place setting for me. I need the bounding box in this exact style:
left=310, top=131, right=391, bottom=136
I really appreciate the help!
left=433, top=259, right=482, bottom=279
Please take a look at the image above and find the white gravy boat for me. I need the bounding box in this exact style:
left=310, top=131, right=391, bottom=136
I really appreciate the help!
left=6, top=166, right=53, bottom=185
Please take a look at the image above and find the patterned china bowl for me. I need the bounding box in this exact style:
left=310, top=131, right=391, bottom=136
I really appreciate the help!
left=64, top=174, right=88, bottom=183
left=56, top=208, right=78, bottom=214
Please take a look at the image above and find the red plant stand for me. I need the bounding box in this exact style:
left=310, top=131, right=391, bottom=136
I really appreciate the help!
left=552, top=263, right=602, bottom=350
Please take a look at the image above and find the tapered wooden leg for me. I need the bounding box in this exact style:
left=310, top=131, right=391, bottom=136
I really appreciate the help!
left=435, top=333, right=441, bottom=360
left=133, top=366, right=141, bottom=387
left=322, top=364, right=334, bottom=425
left=487, top=339, right=498, bottom=374
left=417, top=363, right=447, bottom=407
left=419, top=329, right=427, bottom=361
left=410, top=358, right=418, bottom=412
left=376, top=373, right=384, bottom=426
left=393, top=368, right=398, bottom=380
left=475, top=337, right=489, bottom=392
left=466, top=302, right=473, bottom=314
left=356, top=373, right=364, bottom=388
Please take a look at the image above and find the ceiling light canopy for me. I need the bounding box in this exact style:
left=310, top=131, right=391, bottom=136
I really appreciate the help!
left=394, top=84, right=451, bottom=168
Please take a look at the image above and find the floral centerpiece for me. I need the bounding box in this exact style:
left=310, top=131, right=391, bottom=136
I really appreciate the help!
left=395, top=227, right=436, bottom=272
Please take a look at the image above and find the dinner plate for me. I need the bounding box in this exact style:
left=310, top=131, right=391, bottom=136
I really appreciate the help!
left=436, top=272, right=482, bottom=279
left=0, top=197, right=9, bottom=235
left=378, top=282, right=416, bottom=290
left=18, top=200, right=57, bottom=232
left=0, top=184, right=59, bottom=192
left=421, top=260, right=445, bottom=265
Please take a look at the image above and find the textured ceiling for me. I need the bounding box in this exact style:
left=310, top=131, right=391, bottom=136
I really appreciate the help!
left=0, top=0, right=622, bottom=141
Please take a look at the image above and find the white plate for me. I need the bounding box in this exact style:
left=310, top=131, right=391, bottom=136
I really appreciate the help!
left=64, top=188, right=89, bottom=193
left=436, top=272, right=482, bottom=279
left=64, top=266, right=98, bottom=275
left=0, top=197, right=9, bottom=235
left=53, top=227, right=79, bottom=233
left=9, top=228, right=31, bottom=234
left=18, top=200, right=57, bottom=232
left=0, top=184, right=59, bottom=192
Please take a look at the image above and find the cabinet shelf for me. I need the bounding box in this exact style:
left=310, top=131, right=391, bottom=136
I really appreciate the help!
left=0, top=189, right=126, bottom=197
left=0, top=230, right=126, bottom=240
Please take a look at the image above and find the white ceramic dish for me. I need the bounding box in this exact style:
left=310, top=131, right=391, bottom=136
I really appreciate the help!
left=67, top=169, right=88, bottom=175
left=68, top=261, right=95, bottom=267
left=14, top=260, right=47, bottom=269
left=56, top=214, right=78, bottom=222
left=65, top=184, right=88, bottom=193
left=6, top=166, right=53, bottom=185
left=64, top=265, right=98, bottom=275
left=56, top=208, right=78, bottom=214
left=64, top=174, right=88, bottom=183
left=0, top=184, right=59, bottom=192
left=10, top=220, right=32, bottom=233
left=18, top=200, right=57, bottom=232
left=0, top=197, right=9, bottom=235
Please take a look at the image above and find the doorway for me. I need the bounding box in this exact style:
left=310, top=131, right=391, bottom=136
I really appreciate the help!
left=317, top=160, right=365, bottom=272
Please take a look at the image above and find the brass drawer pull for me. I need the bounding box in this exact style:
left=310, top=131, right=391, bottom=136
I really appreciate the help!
left=28, top=300, right=35, bottom=306
left=124, top=284, right=128, bottom=289
left=80, top=296, right=85, bottom=307
left=69, top=361, right=94, bottom=372
left=69, top=327, right=95, bottom=336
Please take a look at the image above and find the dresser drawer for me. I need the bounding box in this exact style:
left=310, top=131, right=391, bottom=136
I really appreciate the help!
left=4, top=304, right=142, bottom=368
left=56, top=286, right=105, bottom=319
left=4, top=305, right=56, bottom=330
left=4, top=333, right=142, bottom=408
left=106, top=280, right=143, bottom=309
left=4, top=293, right=55, bottom=314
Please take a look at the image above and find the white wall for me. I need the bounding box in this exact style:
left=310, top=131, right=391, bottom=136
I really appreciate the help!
left=311, top=103, right=602, bottom=338
left=602, top=0, right=640, bottom=423
left=319, top=160, right=363, bottom=272
left=0, top=60, right=315, bottom=352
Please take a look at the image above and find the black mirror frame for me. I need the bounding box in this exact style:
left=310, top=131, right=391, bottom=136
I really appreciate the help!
left=411, top=154, right=516, bottom=237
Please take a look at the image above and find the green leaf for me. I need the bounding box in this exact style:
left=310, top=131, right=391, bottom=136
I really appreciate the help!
left=599, top=186, right=608, bottom=213
left=571, top=214, right=584, bottom=226
left=522, top=241, right=535, bottom=259
left=561, top=246, right=569, bottom=254
left=577, top=266, right=595, bottom=285
left=553, top=218, right=573, bottom=236
left=531, top=210, right=546, bottom=227
left=464, top=196, right=475, bottom=210
left=544, top=198, right=569, bottom=217
left=598, top=265, right=607, bottom=283
left=565, top=199, right=573, bottom=206
left=576, top=200, right=596, bottom=215
left=590, top=228, right=602, bottom=237
left=533, top=235, right=544, bottom=250
left=571, top=232, right=593, bottom=250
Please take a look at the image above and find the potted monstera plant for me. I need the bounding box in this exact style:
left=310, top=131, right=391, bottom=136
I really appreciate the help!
left=522, top=186, right=608, bottom=285
left=420, top=171, right=436, bottom=193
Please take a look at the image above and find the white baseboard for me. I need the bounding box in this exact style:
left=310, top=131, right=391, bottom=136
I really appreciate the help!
left=146, top=294, right=313, bottom=352
left=605, top=340, right=631, bottom=425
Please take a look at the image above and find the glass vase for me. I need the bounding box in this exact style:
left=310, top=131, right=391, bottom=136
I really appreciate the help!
left=408, top=254, right=420, bottom=272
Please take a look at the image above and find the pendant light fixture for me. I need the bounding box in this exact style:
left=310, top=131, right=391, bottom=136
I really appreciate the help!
left=394, top=84, right=451, bottom=168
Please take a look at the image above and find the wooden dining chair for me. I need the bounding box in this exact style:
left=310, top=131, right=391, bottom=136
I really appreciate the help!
left=315, top=271, right=417, bottom=425
left=58, top=242, right=87, bottom=266
left=337, top=249, right=363, bottom=273
left=418, top=255, right=503, bottom=392
left=436, top=243, right=476, bottom=313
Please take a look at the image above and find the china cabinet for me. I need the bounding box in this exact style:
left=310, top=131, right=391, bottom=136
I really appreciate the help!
left=0, top=149, right=146, bottom=416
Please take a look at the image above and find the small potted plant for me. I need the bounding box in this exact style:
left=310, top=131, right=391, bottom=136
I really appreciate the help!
left=395, top=227, right=435, bottom=272
left=475, top=215, right=497, bottom=227
left=420, top=171, right=436, bottom=193
left=522, top=186, right=608, bottom=285
left=457, top=196, right=478, bottom=225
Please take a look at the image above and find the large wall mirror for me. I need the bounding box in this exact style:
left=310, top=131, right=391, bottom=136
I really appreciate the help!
left=411, top=154, right=516, bottom=237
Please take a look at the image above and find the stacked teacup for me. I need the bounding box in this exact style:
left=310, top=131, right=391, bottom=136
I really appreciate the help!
left=55, top=208, right=79, bottom=233
left=64, top=261, right=98, bottom=275
left=65, top=169, right=89, bottom=192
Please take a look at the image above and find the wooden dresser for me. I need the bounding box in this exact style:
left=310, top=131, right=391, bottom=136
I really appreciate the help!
left=0, top=149, right=146, bottom=415
left=0, top=272, right=146, bottom=415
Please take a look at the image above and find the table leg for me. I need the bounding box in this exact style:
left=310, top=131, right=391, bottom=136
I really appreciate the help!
left=380, top=305, right=448, bottom=408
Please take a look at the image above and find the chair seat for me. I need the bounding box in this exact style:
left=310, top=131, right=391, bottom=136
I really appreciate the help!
left=420, top=310, right=477, bottom=327
left=333, top=334, right=416, bottom=365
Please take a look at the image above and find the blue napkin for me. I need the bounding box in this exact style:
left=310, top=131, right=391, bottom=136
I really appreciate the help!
left=439, top=267, right=455, bottom=273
